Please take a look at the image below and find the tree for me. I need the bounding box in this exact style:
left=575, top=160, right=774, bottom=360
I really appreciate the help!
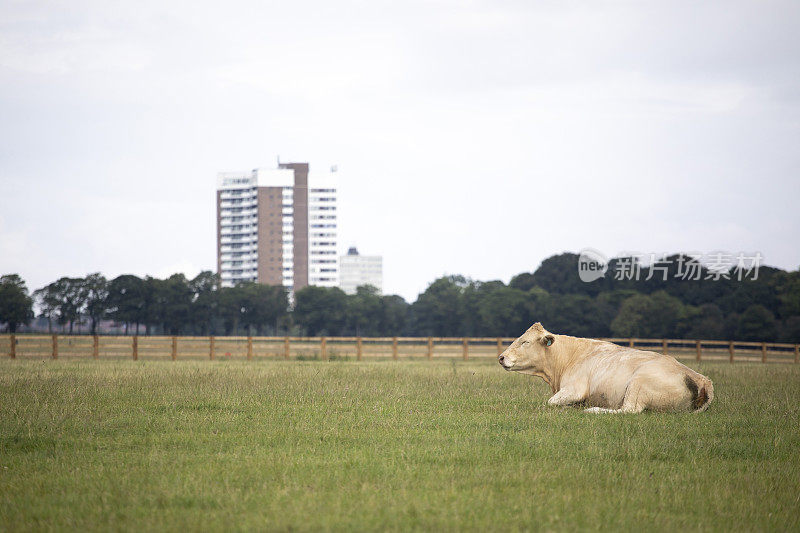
left=465, top=282, right=531, bottom=337
left=190, top=271, right=220, bottom=335
left=346, top=285, right=383, bottom=336
left=238, top=283, right=288, bottom=335
left=774, top=270, right=800, bottom=319
left=543, top=293, right=606, bottom=338
left=140, top=276, right=160, bottom=335
left=151, top=274, right=193, bottom=335
left=645, top=254, right=729, bottom=306
left=82, top=273, right=109, bottom=335
left=525, top=287, right=550, bottom=325
left=715, top=276, right=781, bottom=317
left=37, top=277, right=86, bottom=334
left=217, top=281, right=288, bottom=336
left=409, top=276, right=467, bottom=336
left=532, top=253, right=603, bottom=297
left=217, top=286, right=243, bottom=335
left=508, top=272, right=536, bottom=292
left=106, top=275, right=145, bottom=334
left=293, top=286, right=348, bottom=335
left=779, top=316, right=800, bottom=343
left=0, top=274, right=34, bottom=333
left=648, top=290, right=689, bottom=338
left=595, top=290, right=639, bottom=335
left=611, top=294, right=651, bottom=338
left=379, top=294, right=409, bottom=335
left=736, top=305, right=777, bottom=341
left=685, top=304, right=726, bottom=340
left=33, top=284, right=60, bottom=333
left=610, top=291, right=685, bottom=339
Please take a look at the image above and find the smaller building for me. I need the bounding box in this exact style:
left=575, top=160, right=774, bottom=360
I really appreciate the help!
left=339, top=247, right=382, bottom=295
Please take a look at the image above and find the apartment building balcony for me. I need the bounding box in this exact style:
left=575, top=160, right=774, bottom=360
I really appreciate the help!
left=220, top=244, right=255, bottom=253
left=219, top=200, right=257, bottom=210
left=220, top=235, right=257, bottom=245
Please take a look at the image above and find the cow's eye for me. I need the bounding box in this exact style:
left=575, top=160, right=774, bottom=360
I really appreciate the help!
left=522, top=341, right=530, bottom=348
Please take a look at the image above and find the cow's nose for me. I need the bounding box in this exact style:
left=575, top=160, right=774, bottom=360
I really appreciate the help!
left=498, top=355, right=505, bottom=364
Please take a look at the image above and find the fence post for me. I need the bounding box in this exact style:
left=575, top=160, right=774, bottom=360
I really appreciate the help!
left=427, top=337, right=433, bottom=360
left=209, top=336, right=215, bottom=360
left=357, top=337, right=362, bottom=361
left=132, top=335, right=138, bottom=361
left=662, top=339, right=668, bottom=355
left=284, top=336, right=290, bottom=360
left=795, top=344, right=799, bottom=364
left=52, top=334, right=58, bottom=359
left=93, top=335, right=99, bottom=359
left=463, top=338, right=468, bottom=360
left=392, top=337, right=398, bottom=360
left=171, top=336, right=177, bottom=361
left=247, top=336, right=253, bottom=360
left=10, top=333, right=15, bottom=359
left=629, top=338, right=634, bottom=348
left=729, top=341, right=734, bottom=363
left=695, top=340, right=701, bottom=361
left=497, top=338, right=503, bottom=357
left=761, top=342, right=767, bottom=363
left=320, top=337, right=328, bottom=361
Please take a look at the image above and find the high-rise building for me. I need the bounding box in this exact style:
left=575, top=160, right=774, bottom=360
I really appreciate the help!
left=339, top=247, right=382, bottom=295
left=216, top=162, right=338, bottom=290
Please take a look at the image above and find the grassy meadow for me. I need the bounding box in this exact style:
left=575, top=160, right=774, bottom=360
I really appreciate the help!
left=1, top=358, right=799, bottom=531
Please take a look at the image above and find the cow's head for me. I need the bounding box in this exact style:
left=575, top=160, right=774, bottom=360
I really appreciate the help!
left=498, top=322, right=555, bottom=374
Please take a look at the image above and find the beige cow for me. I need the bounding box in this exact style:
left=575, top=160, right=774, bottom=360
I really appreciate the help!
left=498, top=323, right=714, bottom=413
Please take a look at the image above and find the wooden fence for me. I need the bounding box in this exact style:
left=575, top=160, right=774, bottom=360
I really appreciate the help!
left=0, top=335, right=798, bottom=363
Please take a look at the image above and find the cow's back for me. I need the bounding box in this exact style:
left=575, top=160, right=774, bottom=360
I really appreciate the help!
left=571, top=342, right=698, bottom=410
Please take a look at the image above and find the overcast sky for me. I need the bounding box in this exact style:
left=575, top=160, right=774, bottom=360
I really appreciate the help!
left=1, top=0, right=798, bottom=302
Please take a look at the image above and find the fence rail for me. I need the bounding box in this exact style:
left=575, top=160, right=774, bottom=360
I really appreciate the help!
left=1, top=335, right=798, bottom=363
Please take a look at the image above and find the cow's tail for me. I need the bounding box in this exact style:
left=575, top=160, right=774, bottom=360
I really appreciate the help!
left=685, top=375, right=714, bottom=412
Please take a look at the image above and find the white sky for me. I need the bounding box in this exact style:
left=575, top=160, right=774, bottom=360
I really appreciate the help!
left=1, top=0, right=798, bottom=302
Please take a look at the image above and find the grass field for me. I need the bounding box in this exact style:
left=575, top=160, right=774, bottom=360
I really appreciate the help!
left=1, top=359, right=799, bottom=531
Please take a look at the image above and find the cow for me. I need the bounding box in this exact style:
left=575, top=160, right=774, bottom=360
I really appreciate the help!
left=498, top=322, right=714, bottom=413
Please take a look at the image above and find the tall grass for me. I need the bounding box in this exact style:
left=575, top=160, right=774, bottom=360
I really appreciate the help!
left=1, top=360, right=798, bottom=531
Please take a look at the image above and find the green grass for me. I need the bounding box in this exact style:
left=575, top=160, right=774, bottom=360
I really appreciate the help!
left=1, top=359, right=799, bottom=531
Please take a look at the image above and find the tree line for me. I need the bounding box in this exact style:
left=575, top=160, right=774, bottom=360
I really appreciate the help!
left=0, top=272, right=403, bottom=337
left=1, top=252, right=799, bottom=342
left=401, top=254, right=800, bottom=342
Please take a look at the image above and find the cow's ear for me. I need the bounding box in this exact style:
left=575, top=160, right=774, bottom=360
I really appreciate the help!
left=542, top=334, right=554, bottom=347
